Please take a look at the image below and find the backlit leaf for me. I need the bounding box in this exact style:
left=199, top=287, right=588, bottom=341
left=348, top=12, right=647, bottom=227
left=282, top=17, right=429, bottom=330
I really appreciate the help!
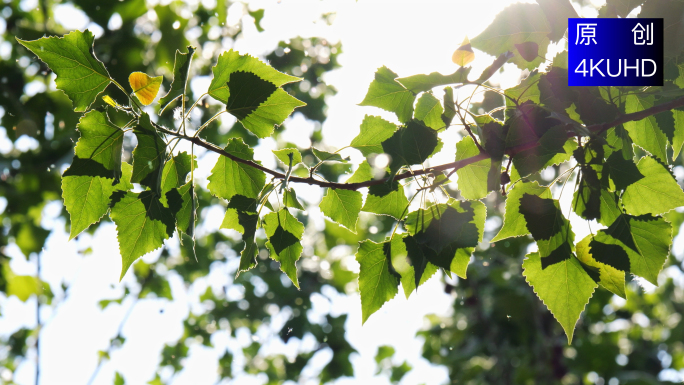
left=452, top=36, right=475, bottom=67
left=414, top=93, right=445, bottom=130
left=17, top=30, right=111, bottom=111
left=350, top=115, right=398, bottom=157
left=264, top=208, right=305, bottom=288
left=523, top=252, right=597, bottom=343
left=320, top=188, right=363, bottom=232
left=491, top=181, right=551, bottom=242
left=159, top=46, right=196, bottom=114
left=396, top=68, right=471, bottom=94
left=576, top=235, right=626, bottom=299
left=471, top=3, right=551, bottom=70
left=360, top=66, right=416, bottom=123
left=208, top=138, right=266, bottom=200
left=110, top=191, right=175, bottom=280
left=132, top=113, right=167, bottom=193
left=362, top=181, right=409, bottom=220
left=624, top=94, right=668, bottom=162
left=129, top=72, right=163, bottom=105
left=356, top=239, right=400, bottom=324
left=622, top=156, right=684, bottom=216
left=456, top=136, right=491, bottom=200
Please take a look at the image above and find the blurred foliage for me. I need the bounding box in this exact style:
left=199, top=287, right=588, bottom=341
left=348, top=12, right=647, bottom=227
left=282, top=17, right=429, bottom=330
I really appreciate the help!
left=1, top=1, right=684, bottom=385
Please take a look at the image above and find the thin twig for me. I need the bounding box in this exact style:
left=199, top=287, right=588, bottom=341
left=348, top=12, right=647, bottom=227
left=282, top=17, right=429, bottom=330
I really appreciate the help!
left=151, top=95, right=684, bottom=191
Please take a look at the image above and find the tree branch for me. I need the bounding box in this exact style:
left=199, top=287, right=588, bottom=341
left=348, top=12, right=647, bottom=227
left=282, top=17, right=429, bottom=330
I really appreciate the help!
left=156, top=94, right=684, bottom=192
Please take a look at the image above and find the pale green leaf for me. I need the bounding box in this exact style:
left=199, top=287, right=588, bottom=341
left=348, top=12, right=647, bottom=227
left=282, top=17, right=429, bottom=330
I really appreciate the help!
left=350, top=115, right=398, bottom=157
left=346, top=160, right=373, bottom=184
left=359, top=66, right=416, bottom=123
left=456, top=136, right=491, bottom=200
left=208, top=138, right=266, bottom=200
left=414, top=93, right=445, bottom=130
left=624, top=95, right=668, bottom=162
left=471, top=3, right=551, bottom=70
left=523, top=252, right=597, bottom=343
left=273, top=148, right=302, bottom=167
left=395, top=67, right=471, bottom=94
left=576, top=234, right=626, bottom=299
left=62, top=163, right=133, bottom=240
left=356, top=239, right=400, bottom=323
left=320, top=188, right=363, bottom=232
left=362, top=181, right=409, bottom=220
left=283, top=188, right=305, bottom=210
left=110, top=191, right=175, bottom=280
left=622, top=156, right=684, bottom=216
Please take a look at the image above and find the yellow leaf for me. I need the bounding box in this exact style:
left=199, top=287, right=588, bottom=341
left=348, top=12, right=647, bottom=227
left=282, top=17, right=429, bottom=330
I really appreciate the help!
left=102, top=95, right=119, bottom=107
left=452, top=36, right=475, bottom=67
left=128, top=72, right=163, bottom=106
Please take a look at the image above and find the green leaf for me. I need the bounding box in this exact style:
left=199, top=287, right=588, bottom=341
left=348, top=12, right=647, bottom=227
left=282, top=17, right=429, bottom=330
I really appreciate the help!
left=320, top=188, right=363, bottom=232
left=381, top=120, right=440, bottom=173
left=523, top=252, right=597, bottom=343
left=572, top=165, right=602, bottom=221
left=312, top=148, right=349, bottom=163
left=395, top=67, right=471, bottom=93
left=605, top=0, right=644, bottom=17
left=3, top=262, right=42, bottom=302
left=71, top=110, right=124, bottom=182
left=536, top=0, right=579, bottom=42
left=159, top=46, right=196, bottom=114
left=208, top=138, right=266, bottom=200
left=160, top=152, right=194, bottom=207
left=672, top=107, right=684, bottom=161
left=62, top=163, right=133, bottom=240
left=207, top=50, right=304, bottom=138
left=471, top=3, right=551, bottom=70
left=622, top=156, right=684, bottom=216
left=346, top=160, right=373, bottom=184
left=264, top=208, right=305, bottom=288
left=414, top=93, right=445, bottom=130
left=283, top=188, right=305, bottom=210
left=624, top=94, right=668, bottom=162
left=576, top=235, right=626, bottom=299
left=219, top=195, right=259, bottom=275
left=605, top=152, right=643, bottom=191
left=209, top=50, right=301, bottom=102
left=442, top=87, right=456, bottom=128
left=110, top=191, right=175, bottom=280
left=456, top=136, right=491, bottom=200
left=404, top=199, right=485, bottom=278
left=599, top=190, right=622, bottom=227
left=16, top=30, right=111, bottom=111
left=594, top=214, right=672, bottom=285
left=114, top=372, right=125, bottom=385
left=491, top=181, right=551, bottom=242
left=505, top=71, right=541, bottom=108
left=273, top=148, right=302, bottom=167
left=350, top=115, right=398, bottom=157
left=131, top=113, right=167, bottom=193
left=359, top=66, right=416, bottom=123
left=356, top=239, right=400, bottom=324
left=362, top=181, right=409, bottom=220
left=382, top=234, right=438, bottom=298
left=167, top=181, right=196, bottom=237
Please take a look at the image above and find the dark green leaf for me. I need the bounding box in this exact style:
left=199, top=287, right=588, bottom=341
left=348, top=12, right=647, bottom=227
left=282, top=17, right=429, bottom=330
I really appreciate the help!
left=264, top=208, right=305, bottom=288
left=381, top=120, right=439, bottom=173
left=519, top=194, right=565, bottom=241
left=132, top=113, right=167, bottom=193
left=605, top=152, right=644, bottom=191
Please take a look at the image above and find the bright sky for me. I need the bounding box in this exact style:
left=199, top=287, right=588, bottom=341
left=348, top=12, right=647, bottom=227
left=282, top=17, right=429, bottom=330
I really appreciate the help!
left=6, top=0, right=684, bottom=384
